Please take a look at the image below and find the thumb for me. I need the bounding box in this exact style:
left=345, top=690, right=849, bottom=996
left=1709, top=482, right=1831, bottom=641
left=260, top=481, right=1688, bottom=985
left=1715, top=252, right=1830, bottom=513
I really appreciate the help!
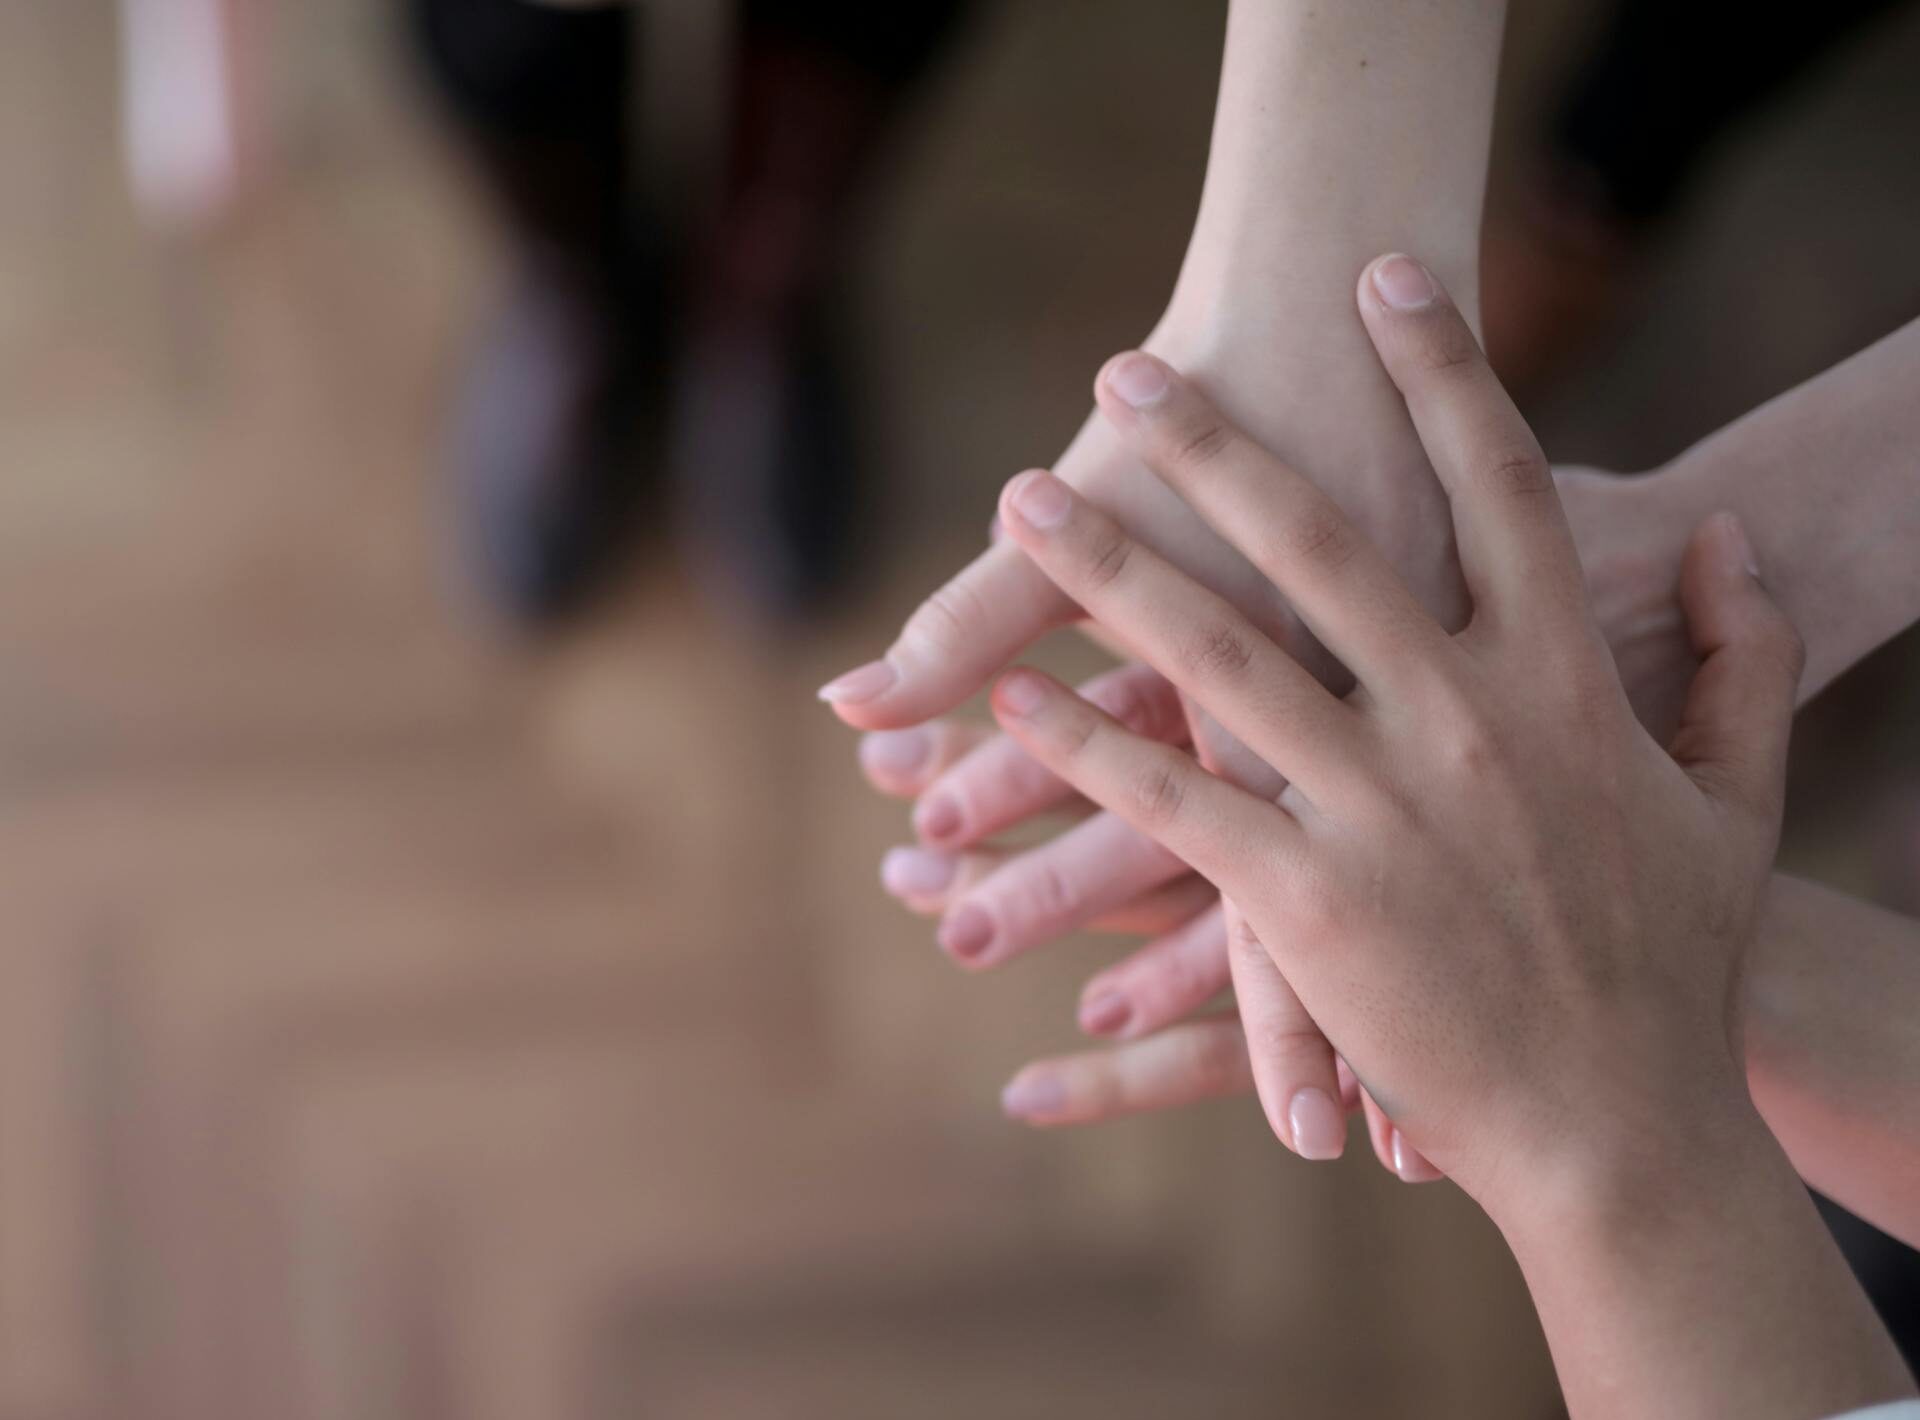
left=1668, top=512, right=1805, bottom=825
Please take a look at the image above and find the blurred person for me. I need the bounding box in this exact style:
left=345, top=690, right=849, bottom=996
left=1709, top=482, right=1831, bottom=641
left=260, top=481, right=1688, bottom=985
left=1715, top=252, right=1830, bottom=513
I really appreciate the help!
left=1483, top=0, right=1913, bottom=392
left=407, top=0, right=970, bottom=622
left=975, top=253, right=1919, bottom=1419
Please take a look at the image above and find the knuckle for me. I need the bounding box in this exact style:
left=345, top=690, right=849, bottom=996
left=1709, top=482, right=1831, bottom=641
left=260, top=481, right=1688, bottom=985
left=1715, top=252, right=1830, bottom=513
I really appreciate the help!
left=1172, top=416, right=1233, bottom=470
left=1127, top=754, right=1188, bottom=828
left=1176, top=1023, right=1249, bottom=1092
left=901, top=580, right=987, bottom=659
left=1054, top=702, right=1101, bottom=760
left=1480, top=443, right=1554, bottom=500
left=1020, top=858, right=1083, bottom=924
left=1271, top=504, right=1357, bottom=571
left=1080, top=526, right=1134, bottom=592
left=1180, top=621, right=1257, bottom=682
left=1436, top=715, right=1501, bottom=780
left=1417, top=317, right=1483, bottom=379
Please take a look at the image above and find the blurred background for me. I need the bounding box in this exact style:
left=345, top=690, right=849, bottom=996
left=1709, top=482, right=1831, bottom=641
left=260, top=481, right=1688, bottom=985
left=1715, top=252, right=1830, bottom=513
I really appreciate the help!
left=2, top=1, right=1918, bottom=1417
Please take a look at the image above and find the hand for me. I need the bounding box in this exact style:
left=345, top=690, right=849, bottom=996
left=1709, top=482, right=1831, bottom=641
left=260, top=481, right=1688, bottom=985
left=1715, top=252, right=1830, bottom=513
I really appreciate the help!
left=985, top=254, right=1803, bottom=1214
left=988, top=261, right=1908, bottom=1420
left=859, top=457, right=1702, bottom=1168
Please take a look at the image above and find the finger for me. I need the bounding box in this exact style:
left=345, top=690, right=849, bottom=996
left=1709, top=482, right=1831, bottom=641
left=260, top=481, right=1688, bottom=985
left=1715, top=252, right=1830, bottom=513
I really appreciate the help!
left=997, top=471, right=1364, bottom=802
left=989, top=666, right=1300, bottom=903
left=1224, top=899, right=1345, bottom=1161
left=858, top=721, right=997, bottom=800
left=1668, top=513, right=1804, bottom=829
left=913, top=663, right=1187, bottom=850
left=877, top=845, right=1008, bottom=915
left=818, top=541, right=1076, bottom=729
left=1362, top=1089, right=1395, bottom=1173
left=1335, top=1056, right=1362, bottom=1113
left=1093, top=352, right=1448, bottom=690
left=1361, top=1088, right=1445, bottom=1184
left=935, top=811, right=1190, bottom=969
left=1000, top=1015, right=1253, bottom=1127
left=1357, top=253, right=1587, bottom=632
left=1085, top=873, right=1218, bottom=938
left=1078, top=899, right=1230, bottom=1039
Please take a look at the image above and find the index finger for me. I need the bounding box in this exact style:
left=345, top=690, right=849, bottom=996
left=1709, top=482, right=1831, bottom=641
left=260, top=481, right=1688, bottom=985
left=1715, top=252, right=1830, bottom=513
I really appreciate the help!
left=1356, top=254, right=1587, bottom=633
left=819, top=540, right=1076, bottom=729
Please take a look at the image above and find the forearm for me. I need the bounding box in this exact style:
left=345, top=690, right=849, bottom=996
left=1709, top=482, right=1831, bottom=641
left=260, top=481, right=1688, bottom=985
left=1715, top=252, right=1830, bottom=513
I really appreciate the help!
left=1504, top=1111, right=1913, bottom=1418
left=1153, top=0, right=1506, bottom=600
left=1653, top=315, right=1920, bottom=701
left=1746, top=873, right=1920, bottom=1247
left=1169, top=0, right=1505, bottom=341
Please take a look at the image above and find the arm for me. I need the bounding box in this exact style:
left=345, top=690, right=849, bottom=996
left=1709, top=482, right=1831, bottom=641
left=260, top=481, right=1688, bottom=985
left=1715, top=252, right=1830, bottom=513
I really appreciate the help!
left=981, top=259, right=1912, bottom=1414
left=821, top=0, right=1505, bottom=726
left=1748, top=874, right=1920, bottom=1248
left=1578, top=314, right=1920, bottom=730
left=1506, top=1118, right=1904, bottom=1420
left=829, top=0, right=1507, bottom=1164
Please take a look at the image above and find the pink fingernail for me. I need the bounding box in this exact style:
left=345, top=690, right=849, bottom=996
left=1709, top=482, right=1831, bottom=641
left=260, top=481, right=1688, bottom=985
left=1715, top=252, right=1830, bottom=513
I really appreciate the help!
left=818, top=659, right=897, bottom=706
left=1390, top=1128, right=1441, bottom=1183
left=1001, top=1071, right=1066, bottom=1120
left=880, top=846, right=957, bottom=898
left=1008, top=470, right=1071, bottom=530
left=1371, top=254, right=1436, bottom=311
left=993, top=670, right=1048, bottom=719
left=914, top=793, right=963, bottom=842
left=1105, top=352, right=1170, bottom=408
left=939, top=904, right=994, bottom=961
left=1078, top=990, right=1133, bottom=1037
left=1288, top=1087, right=1346, bottom=1161
left=860, top=729, right=930, bottom=779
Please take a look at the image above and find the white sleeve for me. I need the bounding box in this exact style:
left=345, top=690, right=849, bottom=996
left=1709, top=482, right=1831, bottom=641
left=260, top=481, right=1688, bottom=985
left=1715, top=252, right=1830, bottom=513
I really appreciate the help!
left=1827, top=1403, right=1920, bottom=1420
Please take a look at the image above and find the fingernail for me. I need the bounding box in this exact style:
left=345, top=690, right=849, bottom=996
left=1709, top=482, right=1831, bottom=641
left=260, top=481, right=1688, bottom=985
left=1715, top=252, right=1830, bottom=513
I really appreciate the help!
left=1288, top=1087, right=1346, bottom=1161
left=860, top=728, right=930, bottom=779
left=939, top=903, right=994, bottom=961
left=1371, top=254, right=1436, bottom=311
left=880, top=846, right=957, bottom=898
left=1105, top=352, right=1170, bottom=408
left=993, top=669, right=1047, bottom=718
left=1717, top=511, right=1760, bottom=580
left=1078, top=990, right=1133, bottom=1037
left=818, top=659, right=897, bottom=706
left=914, top=793, right=963, bottom=842
left=1390, top=1128, right=1442, bottom=1183
left=1001, top=1071, right=1066, bottom=1120
left=1008, top=470, right=1071, bottom=530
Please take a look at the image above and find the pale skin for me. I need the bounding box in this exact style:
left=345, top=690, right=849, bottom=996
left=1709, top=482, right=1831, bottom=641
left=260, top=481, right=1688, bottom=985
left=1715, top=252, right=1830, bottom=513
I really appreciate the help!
left=978, top=254, right=1914, bottom=1417
left=828, top=0, right=1507, bottom=1163
left=859, top=312, right=1920, bottom=1220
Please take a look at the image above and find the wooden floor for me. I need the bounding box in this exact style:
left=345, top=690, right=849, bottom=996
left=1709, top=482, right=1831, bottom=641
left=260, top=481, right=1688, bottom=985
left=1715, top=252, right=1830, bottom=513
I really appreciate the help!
left=1, top=4, right=1916, bottom=1419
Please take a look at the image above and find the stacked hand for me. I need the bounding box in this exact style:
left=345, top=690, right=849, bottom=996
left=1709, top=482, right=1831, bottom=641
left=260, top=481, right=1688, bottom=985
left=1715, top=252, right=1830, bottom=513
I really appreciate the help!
left=839, top=358, right=1702, bottom=1179
left=823, top=274, right=1496, bottom=1166
left=981, top=252, right=1801, bottom=1200
left=914, top=256, right=1914, bottom=1415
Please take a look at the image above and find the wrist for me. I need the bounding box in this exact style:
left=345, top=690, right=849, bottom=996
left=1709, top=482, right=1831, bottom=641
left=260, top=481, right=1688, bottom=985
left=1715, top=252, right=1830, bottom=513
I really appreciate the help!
left=1490, top=1080, right=1778, bottom=1257
left=1494, top=1084, right=1914, bottom=1417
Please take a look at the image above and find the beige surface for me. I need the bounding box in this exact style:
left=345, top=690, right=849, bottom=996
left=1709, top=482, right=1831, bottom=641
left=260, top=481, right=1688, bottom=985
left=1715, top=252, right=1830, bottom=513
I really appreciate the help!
left=0, top=2, right=1915, bottom=1417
